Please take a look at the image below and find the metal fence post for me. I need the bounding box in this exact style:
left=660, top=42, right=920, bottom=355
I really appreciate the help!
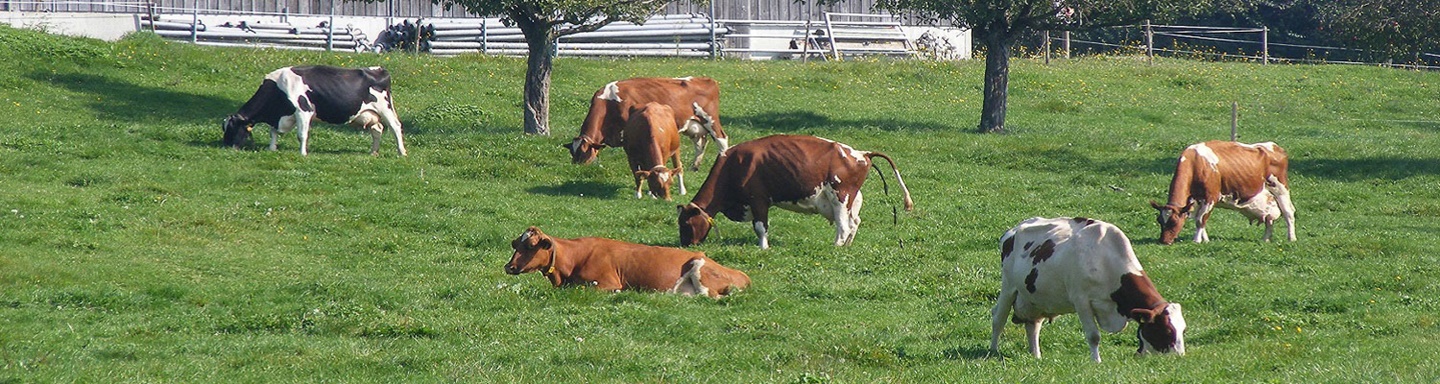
left=190, top=3, right=198, bottom=44
left=327, top=0, right=335, bottom=51
left=708, top=0, right=717, bottom=59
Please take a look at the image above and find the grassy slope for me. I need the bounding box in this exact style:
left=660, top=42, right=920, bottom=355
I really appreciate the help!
left=1, top=26, right=1438, bottom=382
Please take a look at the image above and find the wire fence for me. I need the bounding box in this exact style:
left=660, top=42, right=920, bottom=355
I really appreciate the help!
left=1036, top=23, right=1440, bottom=70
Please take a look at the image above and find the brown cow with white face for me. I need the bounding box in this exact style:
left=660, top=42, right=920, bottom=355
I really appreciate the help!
left=990, top=217, right=1187, bottom=362
left=1150, top=140, right=1296, bottom=245
left=677, top=134, right=914, bottom=249
left=504, top=227, right=749, bottom=298
left=563, top=77, right=727, bottom=170
left=623, top=102, right=685, bottom=200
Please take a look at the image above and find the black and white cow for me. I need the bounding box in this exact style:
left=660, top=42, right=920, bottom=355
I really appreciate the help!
left=222, top=65, right=407, bottom=156
left=990, top=217, right=1187, bottom=362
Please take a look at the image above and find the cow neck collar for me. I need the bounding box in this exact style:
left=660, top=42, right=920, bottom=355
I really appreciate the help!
left=541, top=247, right=559, bottom=276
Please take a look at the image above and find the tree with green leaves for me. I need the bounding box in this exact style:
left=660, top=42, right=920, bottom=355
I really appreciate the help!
left=1313, top=0, right=1440, bottom=64
left=854, top=0, right=1222, bottom=133
left=386, top=0, right=681, bottom=135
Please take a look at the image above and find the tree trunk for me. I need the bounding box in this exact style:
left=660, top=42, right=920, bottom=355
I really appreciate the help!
left=977, top=32, right=1012, bottom=134
left=517, top=14, right=554, bottom=136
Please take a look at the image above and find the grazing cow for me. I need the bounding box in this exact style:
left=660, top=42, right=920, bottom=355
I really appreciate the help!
left=222, top=65, right=407, bottom=156
left=677, top=134, right=914, bottom=249
left=504, top=227, right=750, bottom=298
left=624, top=102, right=686, bottom=200
left=990, top=217, right=1187, bottom=362
left=1150, top=140, right=1295, bottom=244
left=563, top=77, right=727, bottom=170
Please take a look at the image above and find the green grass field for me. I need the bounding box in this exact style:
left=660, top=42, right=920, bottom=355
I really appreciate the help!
left=1, top=26, right=1438, bottom=382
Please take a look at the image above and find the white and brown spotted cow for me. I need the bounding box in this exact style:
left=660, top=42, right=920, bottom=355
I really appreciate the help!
left=223, top=65, right=406, bottom=156
left=623, top=102, right=686, bottom=200
left=563, top=77, right=727, bottom=170
left=990, top=217, right=1187, bottom=362
left=677, top=134, right=914, bottom=249
left=504, top=226, right=750, bottom=298
left=1150, top=140, right=1295, bottom=244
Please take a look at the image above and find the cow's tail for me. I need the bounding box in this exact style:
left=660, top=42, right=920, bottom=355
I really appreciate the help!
left=865, top=152, right=915, bottom=212
left=691, top=103, right=723, bottom=141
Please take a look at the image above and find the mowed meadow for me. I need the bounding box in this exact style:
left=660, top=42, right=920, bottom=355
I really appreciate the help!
left=1, top=25, right=1438, bottom=382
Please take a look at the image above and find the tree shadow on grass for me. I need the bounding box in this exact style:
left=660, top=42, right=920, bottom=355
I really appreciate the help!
left=1290, top=157, right=1440, bottom=181
left=728, top=110, right=960, bottom=132
left=526, top=180, right=622, bottom=199
left=29, top=71, right=236, bottom=126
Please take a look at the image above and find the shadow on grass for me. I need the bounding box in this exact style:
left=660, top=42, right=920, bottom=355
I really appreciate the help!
left=729, top=110, right=959, bottom=132
left=1291, top=157, right=1440, bottom=181
left=942, top=346, right=1000, bottom=360
left=526, top=180, right=622, bottom=199
left=28, top=71, right=235, bottom=126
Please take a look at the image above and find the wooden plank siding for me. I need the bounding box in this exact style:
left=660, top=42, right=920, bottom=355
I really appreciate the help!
left=6, top=0, right=943, bottom=25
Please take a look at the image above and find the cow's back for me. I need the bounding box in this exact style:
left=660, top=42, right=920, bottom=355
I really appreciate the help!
left=713, top=135, right=862, bottom=202
left=1000, top=217, right=1141, bottom=320
left=624, top=103, right=679, bottom=161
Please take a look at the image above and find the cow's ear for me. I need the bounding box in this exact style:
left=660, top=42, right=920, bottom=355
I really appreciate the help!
left=1149, top=200, right=1165, bottom=210
left=1180, top=201, right=1196, bottom=214
left=537, top=237, right=553, bottom=250
left=1129, top=308, right=1158, bottom=323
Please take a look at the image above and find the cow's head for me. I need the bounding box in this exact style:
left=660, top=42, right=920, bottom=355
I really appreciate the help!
left=1131, top=302, right=1186, bottom=356
left=505, top=226, right=555, bottom=275
left=637, top=166, right=675, bottom=200
left=1150, top=200, right=1194, bottom=245
left=221, top=115, right=253, bottom=149
left=562, top=136, right=604, bottom=165
left=677, top=203, right=713, bottom=246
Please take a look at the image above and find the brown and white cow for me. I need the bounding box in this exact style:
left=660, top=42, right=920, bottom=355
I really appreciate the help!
left=563, top=77, right=728, bottom=170
left=504, top=226, right=750, bottom=298
left=1150, top=140, right=1296, bottom=245
left=623, top=102, right=685, bottom=200
left=677, top=134, right=914, bottom=249
left=990, top=217, right=1187, bottom=363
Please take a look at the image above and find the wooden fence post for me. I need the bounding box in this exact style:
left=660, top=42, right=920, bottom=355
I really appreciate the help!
left=1043, top=30, right=1050, bottom=65
left=1231, top=102, right=1239, bottom=141
left=1063, top=31, right=1070, bottom=59
left=1262, top=27, right=1269, bottom=65
left=1144, top=20, right=1153, bottom=64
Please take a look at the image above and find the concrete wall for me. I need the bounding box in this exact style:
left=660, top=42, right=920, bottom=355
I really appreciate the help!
left=0, top=11, right=140, bottom=41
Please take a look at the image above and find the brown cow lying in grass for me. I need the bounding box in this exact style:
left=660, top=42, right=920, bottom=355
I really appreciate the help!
left=504, top=227, right=749, bottom=298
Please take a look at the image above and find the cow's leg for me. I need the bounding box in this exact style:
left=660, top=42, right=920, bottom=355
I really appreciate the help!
left=1268, top=175, right=1297, bottom=241
left=832, top=195, right=850, bottom=247
left=1192, top=201, right=1215, bottom=243
left=989, top=289, right=1017, bottom=356
left=632, top=170, right=646, bottom=199
left=844, top=191, right=864, bottom=245
left=1261, top=217, right=1275, bottom=242
left=1076, top=306, right=1105, bottom=363
left=750, top=204, right=772, bottom=249
left=272, top=115, right=298, bottom=151
left=367, top=120, right=384, bottom=156
left=378, top=108, right=407, bottom=157
left=689, top=132, right=708, bottom=171
left=294, top=112, right=315, bottom=156
left=672, top=150, right=687, bottom=196
left=1024, top=320, right=1044, bottom=359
